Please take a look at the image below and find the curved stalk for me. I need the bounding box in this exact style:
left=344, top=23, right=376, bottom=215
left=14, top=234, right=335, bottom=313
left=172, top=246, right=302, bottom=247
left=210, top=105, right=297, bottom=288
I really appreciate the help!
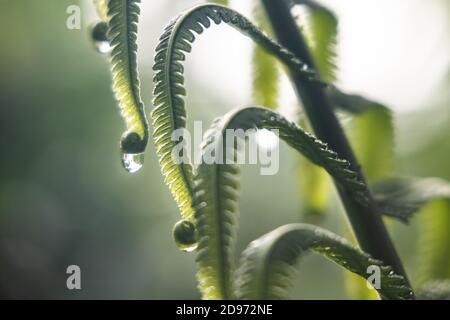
left=260, top=0, right=412, bottom=292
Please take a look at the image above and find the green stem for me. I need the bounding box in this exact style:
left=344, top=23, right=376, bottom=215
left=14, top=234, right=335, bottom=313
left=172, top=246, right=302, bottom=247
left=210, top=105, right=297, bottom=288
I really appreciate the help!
left=261, top=0, right=412, bottom=292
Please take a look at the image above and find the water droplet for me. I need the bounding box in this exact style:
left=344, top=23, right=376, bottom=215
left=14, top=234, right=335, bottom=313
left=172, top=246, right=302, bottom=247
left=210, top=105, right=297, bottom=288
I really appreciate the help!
left=121, top=152, right=144, bottom=173
left=120, top=132, right=146, bottom=173
left=96, top=41, right=112, bottom=54
left=173, top=220, right=198, bottom=253
left=90, top=21, right=111, bottom=54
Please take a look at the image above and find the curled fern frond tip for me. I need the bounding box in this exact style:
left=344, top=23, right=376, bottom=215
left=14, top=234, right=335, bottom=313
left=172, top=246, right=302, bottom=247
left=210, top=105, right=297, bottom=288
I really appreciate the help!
left=173, top=219, right=199, bottom=253
left=192, top=106, right=373, bottom=300
left=151, top=3, right=323, bottom=222
left=235, top=223, right=414, bottom=300
left=106, top=0, right=149, bottom=172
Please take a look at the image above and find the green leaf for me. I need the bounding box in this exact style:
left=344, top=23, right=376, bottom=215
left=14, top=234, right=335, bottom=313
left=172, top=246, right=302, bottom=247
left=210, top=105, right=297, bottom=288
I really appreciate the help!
left=193, top=150, right=239, bottom=300
left=192, top=106, right=371, bottom=299
left=290, top=0, right=337, bottom=217
left=235, top=223, right=413, bottom=300
left=296, top=119, right=331, bottom=217
left=292, top=0, right=338, bottom=82
left=210, top=0, right=229, bottom=5
left=252, top=4, right=279, bottom=109
left=416, top=201, right=450, bottom=285
left=417, top=280, right=450, bottom=300
left=107, top=0, right=149, bottom=171
left=351, top=106, right=393, bottom=182
left=94, top=0, right=109, bottom=21
left=298, top=161, right=330, bottom=217
left=371, top=177, right=450, bottom=286
left=329, top=86, right=394, bottom=182
left=372, top=177, right=450, bottom=221
left=252, top=47, right=279, bottom=109
left=327, top=86, right=388, bottom=115
left=152, top=4, right=321, bottom=222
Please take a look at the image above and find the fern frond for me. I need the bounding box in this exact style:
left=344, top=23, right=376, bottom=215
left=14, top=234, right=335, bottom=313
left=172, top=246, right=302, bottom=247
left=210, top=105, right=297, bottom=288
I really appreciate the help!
left=356, top=105, right=394, bottom=181
left=192, top=106, right=371, bottom=299
left=94, top=0, right=109, bottom=21
left=417, top=280, right=450, bottom=300
left=252, top=4, right=280, bottom=109
left=292, top=0, right=338, bottom=82
left=235, top=223, right=413, bottom=300
left=152, top=4, right=321, bottom=221
left=372, top=177, right=450, bottom=222
left=327, top=86, right=386, bottom=115
left=107, top=0, right=149, bottom=171
left=210, top=0, right=229, bottom=5
left=193, top=152, right=239, bottom=300
left=416, top=201, right=450, bottom=285
left=296, top=118, right=331, bottom=218
left=326, top=86, right=395, bottom=182
left=372, top=177, right=450, bottom=287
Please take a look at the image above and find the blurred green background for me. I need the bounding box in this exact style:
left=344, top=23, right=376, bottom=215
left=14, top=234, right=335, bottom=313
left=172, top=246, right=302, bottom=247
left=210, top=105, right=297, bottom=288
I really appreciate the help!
left=0, top=0, right=449, bottom=299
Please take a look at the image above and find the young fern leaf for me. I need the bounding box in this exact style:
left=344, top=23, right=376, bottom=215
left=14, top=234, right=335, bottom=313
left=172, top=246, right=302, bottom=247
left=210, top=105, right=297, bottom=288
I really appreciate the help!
left=291, top=0, right=338, bottom=82
left=327, top=86, right=389, bottom=115
left=192, top=106, right=371, bottom=299
left=107, top=0, right=149, bottom=172
left=210, top=0, right=229, bottom=5
left=330, top=86, right=395, bottom=182
left=193, top=148, right=239, bottom=300
left=152, top=4, right=321, bottom=222
left=252, top=4, right=280, bottom=109
left=297, top=118, right=331, bottom=218
left=235, top=223, right=413, bottom=300
left=372, top=177, right=450, bottom=222
left=91, top=0, right=110, bottom=54
left=371, top=177, right=450, bottom=285
left=416, top=201, right=450, bottom=286
left=417, top=280, right=450, bottom=300
left=94, top=0, right=109, bottom=22
left=298, top=158, right=330, bottom=217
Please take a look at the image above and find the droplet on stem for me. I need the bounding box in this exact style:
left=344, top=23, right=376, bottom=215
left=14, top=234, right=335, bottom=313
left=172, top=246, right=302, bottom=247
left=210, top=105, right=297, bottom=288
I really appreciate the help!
left=120, top=132, right=146, bottom=173
left=121, top=152, right=144, bottom=173
left=90, top=21, right=111, bottom=54
left=173, top=220, right=198, bottom=253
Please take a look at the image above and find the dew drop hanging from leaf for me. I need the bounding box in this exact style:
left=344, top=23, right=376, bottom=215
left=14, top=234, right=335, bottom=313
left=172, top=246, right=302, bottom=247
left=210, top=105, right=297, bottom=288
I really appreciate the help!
left=121, top=152, right=144, bottom=173
left=120, top=132, right=146, bottom=173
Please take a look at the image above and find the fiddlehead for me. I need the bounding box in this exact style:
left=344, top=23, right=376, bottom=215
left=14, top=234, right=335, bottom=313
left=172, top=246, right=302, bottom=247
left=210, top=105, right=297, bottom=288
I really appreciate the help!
left=104, top=0, right=149, bottom=172
left=152, top=4, right=322, bottom=222
left=192, top=106, right=371, bottom=299
left=235, top=223, right=413, bottom=300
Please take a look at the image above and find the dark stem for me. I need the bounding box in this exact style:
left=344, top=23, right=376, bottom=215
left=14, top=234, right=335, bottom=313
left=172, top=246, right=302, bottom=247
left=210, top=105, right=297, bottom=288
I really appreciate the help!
left=261, top=0, right=412, bottom=290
